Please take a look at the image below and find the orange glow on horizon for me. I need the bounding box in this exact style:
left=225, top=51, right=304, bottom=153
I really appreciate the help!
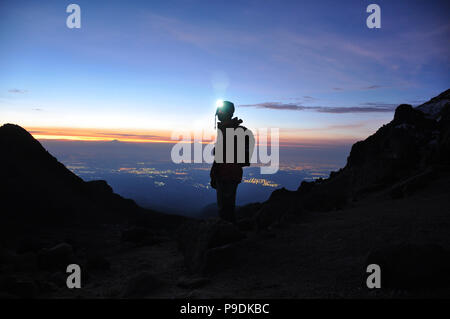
left=26, top=126, right=358, bottom=147
left=31, top=134, right=176, bottom=143
left=27, top=127, right=190, bottom=144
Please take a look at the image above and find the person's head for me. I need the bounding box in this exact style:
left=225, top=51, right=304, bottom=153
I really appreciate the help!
left=216, top=100, right=235, bottom=122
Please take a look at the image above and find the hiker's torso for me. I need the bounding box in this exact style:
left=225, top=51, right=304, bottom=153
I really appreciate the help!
left=211, top=118, right=247, bottom=182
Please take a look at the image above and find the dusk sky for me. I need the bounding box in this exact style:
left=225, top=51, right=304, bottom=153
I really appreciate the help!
left=1, top=0, right=449, bottom=145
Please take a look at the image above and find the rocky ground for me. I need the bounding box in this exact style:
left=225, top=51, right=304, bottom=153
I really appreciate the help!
left=2, top=170, right=448, bottom=299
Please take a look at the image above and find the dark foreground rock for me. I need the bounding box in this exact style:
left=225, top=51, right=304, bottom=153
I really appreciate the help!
left=38, top=243, right=75, bottom=271
left=177, top=276, right=210, bottom=289
left=86, top=254, right=111, bottom=272
left=0, top=276, right=38, bottom=298
left=122, top=272, right=164, bottom=297
left=177, top=219, right=246, bottom=274
left=121, top=227, right=161, bottom=246
left=366, top=243, right=450, bottom=289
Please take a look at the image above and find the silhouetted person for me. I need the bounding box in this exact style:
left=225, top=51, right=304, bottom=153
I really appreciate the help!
left=210, top=100, right=253, bottom=224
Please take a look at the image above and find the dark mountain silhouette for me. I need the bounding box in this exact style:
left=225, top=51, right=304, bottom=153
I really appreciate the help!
left=0, top=124, right=186, bottom=240
left=0, top=124, right=190, bottom=298
left=241, top=89, right=450, bottom=227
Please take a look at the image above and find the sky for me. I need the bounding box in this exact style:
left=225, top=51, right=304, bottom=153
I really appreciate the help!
left=0, top=0, right=449, bottom=145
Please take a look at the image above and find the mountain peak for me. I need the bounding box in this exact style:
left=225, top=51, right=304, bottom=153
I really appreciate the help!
left=416, top=89, right=450, bottom=119
left=0, top=123, right=36, bottom=140
left=0, top=123, right=51, bottom=161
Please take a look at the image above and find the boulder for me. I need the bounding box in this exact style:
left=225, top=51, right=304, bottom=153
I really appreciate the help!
left=393, top=104, right=424, bottom=124
left=387, top=168, right=435, bottom=199
left=254, top=188, right=297, bottom=230
left=177, top=219, right=245, bottom=274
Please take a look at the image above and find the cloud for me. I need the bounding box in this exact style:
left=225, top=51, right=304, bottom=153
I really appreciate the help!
left=32, top=108, right=43, bottom=111
left=359, top=102, right=397, bottom=107
left=316, top=105, right=396, bottom=114
left=240, top=102, right=307, bottom=111
left=279, top=96, right=318, bottom=102
left=285, top=122, right=367, bottom=132
left=332, top=85, right=384, bottom=92
left=239, top=102, right=397, bottom=114
left=8, top=89, right=28, bottom=94
left=361, top=85, right=383, bottom=90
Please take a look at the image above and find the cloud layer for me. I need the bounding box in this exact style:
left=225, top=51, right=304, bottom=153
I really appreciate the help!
left=239, top=102, right=397, bottom=114
left=8, top=89, right=28, bottom=94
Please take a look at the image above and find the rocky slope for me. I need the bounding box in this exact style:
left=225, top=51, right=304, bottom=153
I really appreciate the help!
left=241, top=89, right=450, bottom=228
left=0, top=124, right=185, bottom=235
left=0, top=124, right=187, bottom=298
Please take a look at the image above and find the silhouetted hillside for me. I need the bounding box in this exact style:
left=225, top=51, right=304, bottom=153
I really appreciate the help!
left=0, top=124, right=185, bottom=238
left=0, top=124, right=188, bottom=299
left=239, top=89, right=450, bottom=228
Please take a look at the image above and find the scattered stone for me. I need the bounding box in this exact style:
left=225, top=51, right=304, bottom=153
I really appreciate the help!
left=122, top=272, right=163, bottom=298
left=0, top=248, right=16, bottom=269
left=177, top=276, right=210, bottom=289
left=86, top=255, right=111, bottom=272
left=121, top=227, right=160, bottom=246
left=367, top=243, right=450, bottom=289
left=36, top=280, right=58, bottom=294
left=388, top=168, right=435, bottom=199
left=47, top=271, right=67, bottom=287
left=38, top=242, right=75, bottom=270
left=204, top=244, right=238, bottom=274
left=0, top=276, right=37, bottom=298
left=236, top=218, right=254, bottom=232
left=0, top=292, right=18, bottom=299
left=12, top=252, right=38, bottom=272
left=16, top=237, right=51, bottom=254
left=177, top=219, right=245, bottom=274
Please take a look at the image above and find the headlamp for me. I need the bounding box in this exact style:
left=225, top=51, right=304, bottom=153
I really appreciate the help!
left=216, top=99, right=224, bottom=108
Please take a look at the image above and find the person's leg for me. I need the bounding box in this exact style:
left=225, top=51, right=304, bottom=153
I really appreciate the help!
left=225, top=182, right=238, bottom=223
left=216, top=181, right=238, bottom=223
left=216, top=180, right=225, bottom=218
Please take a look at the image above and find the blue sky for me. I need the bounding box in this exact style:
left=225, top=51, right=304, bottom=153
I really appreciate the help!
left=0, top=0, right=449, bottom=142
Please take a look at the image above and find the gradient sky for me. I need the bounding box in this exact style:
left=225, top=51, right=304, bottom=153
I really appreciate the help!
left=0, top=0, right=449, bottom=144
